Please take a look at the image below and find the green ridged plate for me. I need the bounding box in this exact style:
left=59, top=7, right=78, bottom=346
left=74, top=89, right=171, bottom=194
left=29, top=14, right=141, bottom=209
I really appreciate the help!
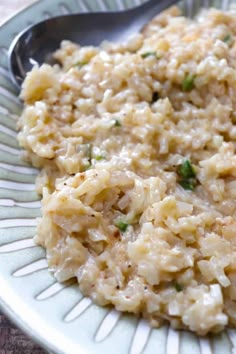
left=0, top=1, right=235, bottom=353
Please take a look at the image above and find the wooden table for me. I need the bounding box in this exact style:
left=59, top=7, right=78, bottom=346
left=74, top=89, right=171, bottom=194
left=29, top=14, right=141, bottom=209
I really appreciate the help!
left=0, top=1, right=47, bottom=353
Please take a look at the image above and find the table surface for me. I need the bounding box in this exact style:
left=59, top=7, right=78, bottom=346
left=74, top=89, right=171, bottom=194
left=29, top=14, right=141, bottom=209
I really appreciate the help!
left=0, top=1, right=47, bottom=353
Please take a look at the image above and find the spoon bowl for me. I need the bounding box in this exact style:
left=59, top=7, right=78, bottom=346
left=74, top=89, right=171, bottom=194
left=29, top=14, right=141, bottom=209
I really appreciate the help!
left=8, top=0, right=178, bottom=90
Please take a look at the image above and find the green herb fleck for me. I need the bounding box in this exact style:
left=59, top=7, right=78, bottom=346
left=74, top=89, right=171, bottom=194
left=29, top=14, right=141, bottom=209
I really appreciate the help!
left=141, top=51, right=159, bottom=59
left=114, top=119, right=122, bottom=127
left=179, top=179, right=196, bottom=191
left=95, top=155, right=106, bottom=161
left=177, top=160, right=197, bottom=191
left=222, top=34, right=232, bottom=44
left=174, top=283, right=183, bottom=292
left=86, top=143, right=93, bottom=164
left=177, top=160, right=196, bottom=179
left=151, top=91, right=159, bottom=103
left=83, top=164, right=92, bottom=171
left=115, top=221, right=128, bottom=232
left=182, top=74, right=195, bottom=92
left=80, top=144, right=93, bottom=170
left=74, top=61, right=88, bottom=68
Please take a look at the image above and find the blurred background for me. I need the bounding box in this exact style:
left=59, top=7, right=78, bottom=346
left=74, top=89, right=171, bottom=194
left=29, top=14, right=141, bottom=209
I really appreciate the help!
left=0, top=0, right=46, bottom=353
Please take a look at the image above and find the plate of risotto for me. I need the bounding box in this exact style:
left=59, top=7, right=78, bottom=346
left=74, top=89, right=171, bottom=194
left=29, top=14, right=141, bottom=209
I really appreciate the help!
left=2, top=0, right=236, bottom=353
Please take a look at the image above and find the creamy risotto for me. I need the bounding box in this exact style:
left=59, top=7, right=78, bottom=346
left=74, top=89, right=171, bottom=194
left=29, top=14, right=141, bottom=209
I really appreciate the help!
left=17, top=6, right=236, bottom=335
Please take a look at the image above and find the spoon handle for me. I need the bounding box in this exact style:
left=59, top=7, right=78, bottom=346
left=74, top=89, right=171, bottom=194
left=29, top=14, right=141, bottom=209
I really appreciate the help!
left=138, top=0, right=179, bottom=15
left=134, top=0, right=179, bottom=26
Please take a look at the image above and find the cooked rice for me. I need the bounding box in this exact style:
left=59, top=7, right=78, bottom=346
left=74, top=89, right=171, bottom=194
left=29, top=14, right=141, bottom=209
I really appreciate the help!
left=17, top=6, right=236, bottom=335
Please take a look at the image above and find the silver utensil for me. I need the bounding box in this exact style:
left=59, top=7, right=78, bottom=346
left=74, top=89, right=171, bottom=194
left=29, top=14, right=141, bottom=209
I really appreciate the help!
left=8, top=0, right=177, bottom=90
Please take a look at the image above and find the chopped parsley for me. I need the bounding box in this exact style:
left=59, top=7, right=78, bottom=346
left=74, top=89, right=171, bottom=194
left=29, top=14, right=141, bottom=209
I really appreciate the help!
left=95, top=155, right=106, bottom=161
left=222, top=34, right=232, bottom=44
left=151, top=91, right=159, bottom=103
left=141, top=51, right=159, bottom=59
left=174, top=283, right=183, bottom=292
left=114, top=119, right=122, bottom=127
left=83, top=163, right=92, bottom=171
left=182, top=74, right=195, bottom=92
left=177, top=160, right=196, bottom=179
left=74, top=61, right=88, bottom=68
left=86, top=144, right=93, bottom=163
left=179, top=179, right=196, bottom=191
left=177, top=160, right=197, bottom=191
left=115, top=220, right=128, bottom=232
left=81, top=144, right=93, bottom=171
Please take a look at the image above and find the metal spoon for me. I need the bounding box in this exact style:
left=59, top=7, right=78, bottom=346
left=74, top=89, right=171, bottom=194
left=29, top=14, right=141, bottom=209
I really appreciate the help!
left=8, top=0, right=178, bottom=90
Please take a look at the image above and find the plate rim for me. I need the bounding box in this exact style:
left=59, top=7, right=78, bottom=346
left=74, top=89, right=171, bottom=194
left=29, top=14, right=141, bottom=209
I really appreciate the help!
left=0, top=292, right=60, bottom=354
left=0, top=1, right=235, bottom=354
left=0, top=0, right=41, bottom=27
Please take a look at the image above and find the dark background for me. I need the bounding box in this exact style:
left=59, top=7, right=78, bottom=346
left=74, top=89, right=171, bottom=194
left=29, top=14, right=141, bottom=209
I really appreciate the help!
left=0, top=313, right=46, bottom=354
